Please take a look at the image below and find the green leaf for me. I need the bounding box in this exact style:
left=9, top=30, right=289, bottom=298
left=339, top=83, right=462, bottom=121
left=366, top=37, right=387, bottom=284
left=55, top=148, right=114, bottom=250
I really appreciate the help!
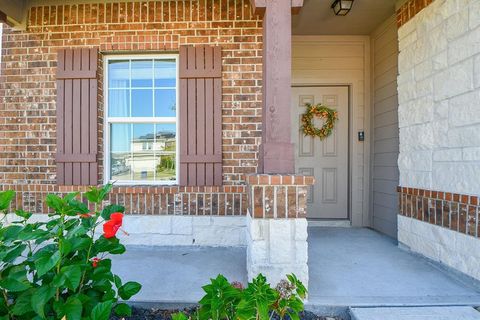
left=72, top=237, right=91, bottom=251
left=66, top=199, right=90, bottom=216
left=101, top=204, right=125, bottom=221
left=14, top=209, right=32, bottom=220
left=0, top=190, right=14, bottom=211
left=113, top=275, right=122, bottom=288
left=64, top=297, right=83, bottom=320
left=0, top=225, right=23, bottom=242
left=118, top=282, right=142, bottom=300
left=84, top=188, right=100, bottom=203
left=114, top=303, right=132, bottom=317
left=60, top=238, right=73, bottom=255
left=64, top=192, right=80, bottom=202
left=35, top=250, right=61, bottom=277
left=12, top=290, right=34, bottom=315
left=45, top=194, right=65, bottom=212
left=61, top=265, right=82, bottom=291
left=0, top=278, right=30, bottom=292
left=93, top=237, right=125, bottom=255
left=172, top=312, right=189, bottom=320
left=91, top=300, right=113, bottom=320
left=98, top=183, right=113, bottom=202
left=31, top=285, right=56, bottom=318
left=3, top=243, right=26, bottom=263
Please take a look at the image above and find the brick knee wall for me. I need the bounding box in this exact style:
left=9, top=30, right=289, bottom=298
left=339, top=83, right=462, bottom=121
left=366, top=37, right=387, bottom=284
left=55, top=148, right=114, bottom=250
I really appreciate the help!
left=3, top=184, right=247, bottom=216
left=0, top=0, right=262, bottom=190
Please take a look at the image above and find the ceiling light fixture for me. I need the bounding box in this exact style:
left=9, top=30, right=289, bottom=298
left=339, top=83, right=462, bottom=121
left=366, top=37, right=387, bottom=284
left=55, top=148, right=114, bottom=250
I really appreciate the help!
left=331, top=0, right=355, bottom=16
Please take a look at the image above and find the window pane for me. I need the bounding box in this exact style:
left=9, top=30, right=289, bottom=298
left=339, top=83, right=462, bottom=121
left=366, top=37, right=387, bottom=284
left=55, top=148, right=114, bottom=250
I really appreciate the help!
left=132, top=124, right=155, bottom=181
left=155, top=154, right=176, bottom=181
left=108, top=89, right=130, bottom=117
left=155, top=89, right=176, bottom=117
left=131, top=89, right=153, bottom=117
left=108, top=60, right=129, bottom=88
left=111, top=153, right=132, bottom=181
left=131, top=60, right=153, bottom=88
left=110, top=123, right=131, bottom=152
left=154, top=124, right=176, bottom=181
left=154, top=59, right=176, bottom=87
left=154, top=124, right=176, bottom=152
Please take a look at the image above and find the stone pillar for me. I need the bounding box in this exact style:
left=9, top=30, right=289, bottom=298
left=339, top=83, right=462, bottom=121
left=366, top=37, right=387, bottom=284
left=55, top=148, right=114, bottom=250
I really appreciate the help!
left=255, top=0, right=303, bottom=174
left=245, top=174, right=314, bottom=287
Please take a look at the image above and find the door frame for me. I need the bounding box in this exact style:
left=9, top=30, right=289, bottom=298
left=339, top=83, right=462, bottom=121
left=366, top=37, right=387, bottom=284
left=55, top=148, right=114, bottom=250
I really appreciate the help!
left=292, top=84, right=352, bottom=224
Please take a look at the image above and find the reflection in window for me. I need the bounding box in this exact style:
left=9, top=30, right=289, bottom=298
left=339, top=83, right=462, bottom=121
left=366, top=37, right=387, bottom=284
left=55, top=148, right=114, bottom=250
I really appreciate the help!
left=107, top=57, right=177, bottom=183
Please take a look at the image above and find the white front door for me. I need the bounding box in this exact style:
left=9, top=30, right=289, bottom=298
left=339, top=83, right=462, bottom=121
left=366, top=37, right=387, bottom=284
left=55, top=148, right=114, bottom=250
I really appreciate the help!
left=292, top=86, right=349, bottom=220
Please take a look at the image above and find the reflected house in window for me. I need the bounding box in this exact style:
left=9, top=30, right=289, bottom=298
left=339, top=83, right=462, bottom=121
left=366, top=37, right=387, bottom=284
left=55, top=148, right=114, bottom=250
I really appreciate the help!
left=111, top=130, right=176, bottom=181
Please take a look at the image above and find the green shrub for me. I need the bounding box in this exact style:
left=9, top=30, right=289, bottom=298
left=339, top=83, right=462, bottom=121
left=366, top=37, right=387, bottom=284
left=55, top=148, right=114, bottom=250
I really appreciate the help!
left=0, top=184, right=141, bottom=320
left=174, top=273, right=307, bottom=320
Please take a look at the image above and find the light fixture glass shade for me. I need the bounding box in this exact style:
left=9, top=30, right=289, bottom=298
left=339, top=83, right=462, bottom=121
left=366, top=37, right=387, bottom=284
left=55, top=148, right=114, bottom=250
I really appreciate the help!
left=331, top=0, right=355, bottom=16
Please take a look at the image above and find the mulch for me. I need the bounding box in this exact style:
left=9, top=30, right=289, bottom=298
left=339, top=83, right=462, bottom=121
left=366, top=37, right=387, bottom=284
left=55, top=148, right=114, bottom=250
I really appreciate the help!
left=110, top=307, right=343, bottom=320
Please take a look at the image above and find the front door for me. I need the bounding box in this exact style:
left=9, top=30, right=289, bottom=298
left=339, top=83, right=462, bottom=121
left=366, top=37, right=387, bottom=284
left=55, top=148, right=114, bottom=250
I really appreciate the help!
left=292, top=86, right=349, bottom=219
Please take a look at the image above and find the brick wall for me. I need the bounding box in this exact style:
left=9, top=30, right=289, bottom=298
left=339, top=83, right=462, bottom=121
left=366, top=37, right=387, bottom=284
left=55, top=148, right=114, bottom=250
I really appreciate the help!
left=0, top=1, right=262, bottom=215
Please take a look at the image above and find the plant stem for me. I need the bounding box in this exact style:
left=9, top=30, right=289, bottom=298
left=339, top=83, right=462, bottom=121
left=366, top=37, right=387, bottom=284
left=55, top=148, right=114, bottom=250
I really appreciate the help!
left=78, top=202, right=99, bottom=293
left=55, top=213, right=65, bottom=301
left=2, top=289, right=13, bottom=319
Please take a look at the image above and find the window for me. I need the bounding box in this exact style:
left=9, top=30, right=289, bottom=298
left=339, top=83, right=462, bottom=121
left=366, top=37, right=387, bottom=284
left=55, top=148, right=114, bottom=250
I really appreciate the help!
left=105, top=56, right=178, bottom=184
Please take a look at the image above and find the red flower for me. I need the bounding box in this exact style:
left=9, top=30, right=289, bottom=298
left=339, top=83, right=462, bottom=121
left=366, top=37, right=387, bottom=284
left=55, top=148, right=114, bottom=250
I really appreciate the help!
left=103, top=213, right=124, bottom=239
left=92, top=257, right=100, bottom=268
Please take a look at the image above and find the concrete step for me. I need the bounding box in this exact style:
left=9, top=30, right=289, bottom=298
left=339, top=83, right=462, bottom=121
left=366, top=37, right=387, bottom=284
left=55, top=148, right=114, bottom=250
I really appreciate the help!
left=349, top=306, right=480, bottom=320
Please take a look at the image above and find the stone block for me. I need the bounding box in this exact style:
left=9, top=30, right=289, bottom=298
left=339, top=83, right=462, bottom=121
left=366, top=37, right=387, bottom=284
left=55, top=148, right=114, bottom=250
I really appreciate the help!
left=247, top=240, right=268, bottom=264
left=295, top=241, right=308, bottom=264
left=448, top=90, right=480, bottom=127
left=294, top=218, right=308, bottom=241
left=171, top=216, right=193, bottom=235
left=268, top=219, right=293, bottom=264
left=123, top=216, right=172, bottom=235
left=248, top=217, right=265, bottom=241
left=192, top=216, right=212, bottom=226
left=434, top=59, right=474, bottom=101
left=470, top=0, right=480, bottom=30
left=462, top=147, right=480, bottom=161
left=213, top=216, right=246, bottom=227
left=475, top=54, right=480, bottom=88
left=194, top=224, right=246, bottom=247
left=432, top=149, right=462, bottom=162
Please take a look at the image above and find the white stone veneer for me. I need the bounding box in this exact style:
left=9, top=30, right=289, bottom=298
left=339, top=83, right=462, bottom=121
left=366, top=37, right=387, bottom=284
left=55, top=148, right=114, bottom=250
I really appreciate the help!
left=398, top=215, right=480, bottom=281
left=397, top=0, right=480, bottom=281
left=397, top=0, right=480, bottom=194
left=6, top=214, right=246, bottom=247
left=246, top=214, right=308, bottom=287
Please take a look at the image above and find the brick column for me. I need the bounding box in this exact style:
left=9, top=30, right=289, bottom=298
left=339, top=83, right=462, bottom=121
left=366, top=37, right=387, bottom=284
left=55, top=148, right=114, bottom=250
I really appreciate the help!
left=245, top=174, right=314, bottom=287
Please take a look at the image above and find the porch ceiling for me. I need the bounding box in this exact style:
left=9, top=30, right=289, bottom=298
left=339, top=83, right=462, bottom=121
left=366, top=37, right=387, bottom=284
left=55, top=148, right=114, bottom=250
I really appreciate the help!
left=293, top=0, right=397, bottom=35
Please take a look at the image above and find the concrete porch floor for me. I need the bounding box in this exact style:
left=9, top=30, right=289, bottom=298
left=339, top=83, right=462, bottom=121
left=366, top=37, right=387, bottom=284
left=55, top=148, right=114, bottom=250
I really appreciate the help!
left=111, top=227, right=480, bottom=310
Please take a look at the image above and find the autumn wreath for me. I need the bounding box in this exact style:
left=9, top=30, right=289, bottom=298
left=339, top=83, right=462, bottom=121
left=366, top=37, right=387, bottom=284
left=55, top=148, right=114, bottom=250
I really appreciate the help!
left=301, top=103, right=338, bottom=140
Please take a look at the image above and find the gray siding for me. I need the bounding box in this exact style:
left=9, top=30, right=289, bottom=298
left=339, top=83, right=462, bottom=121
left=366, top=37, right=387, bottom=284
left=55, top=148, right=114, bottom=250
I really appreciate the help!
left=370, top=16, right=399, bottom=239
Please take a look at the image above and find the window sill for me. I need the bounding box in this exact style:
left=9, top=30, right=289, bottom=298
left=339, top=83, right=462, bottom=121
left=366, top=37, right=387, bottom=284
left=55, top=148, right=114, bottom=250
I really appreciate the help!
left=107, top=180, right=178, bottom=186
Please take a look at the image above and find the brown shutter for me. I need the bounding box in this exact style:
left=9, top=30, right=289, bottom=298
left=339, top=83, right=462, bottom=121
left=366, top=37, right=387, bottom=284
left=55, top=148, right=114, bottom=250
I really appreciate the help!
left=56, top=48, right=98, bottom=186
left=179, top=45, right=222, bottom=186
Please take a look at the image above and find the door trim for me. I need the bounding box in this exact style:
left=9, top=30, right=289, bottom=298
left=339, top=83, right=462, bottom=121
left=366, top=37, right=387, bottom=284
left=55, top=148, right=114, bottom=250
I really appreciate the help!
left=292, top=84, right=352, bottom=223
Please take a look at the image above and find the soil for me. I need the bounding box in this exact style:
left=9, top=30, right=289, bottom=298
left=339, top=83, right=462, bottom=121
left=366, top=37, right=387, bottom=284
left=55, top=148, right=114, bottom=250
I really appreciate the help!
left=110, top=307, right=343, bottom=320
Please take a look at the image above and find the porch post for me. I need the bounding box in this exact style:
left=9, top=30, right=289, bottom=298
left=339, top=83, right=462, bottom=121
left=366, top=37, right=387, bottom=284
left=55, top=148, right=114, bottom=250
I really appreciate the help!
left=255, top=0, right=304, bottom=174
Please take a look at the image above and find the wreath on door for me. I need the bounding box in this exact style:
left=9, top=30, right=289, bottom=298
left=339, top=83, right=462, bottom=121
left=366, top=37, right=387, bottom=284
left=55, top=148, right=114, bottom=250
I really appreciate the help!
left=301, top=103, right=338, bottom=140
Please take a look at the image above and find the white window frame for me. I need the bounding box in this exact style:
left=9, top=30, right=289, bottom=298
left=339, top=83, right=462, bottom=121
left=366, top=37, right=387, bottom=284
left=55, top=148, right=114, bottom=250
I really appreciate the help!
left=104, top=54, right=179, bottom=186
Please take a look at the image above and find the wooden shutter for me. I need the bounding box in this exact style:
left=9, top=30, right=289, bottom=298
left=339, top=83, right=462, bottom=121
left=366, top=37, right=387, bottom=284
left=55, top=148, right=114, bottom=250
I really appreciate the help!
left=56, top=48, right=98, bottom=186
left=179, top=45, right=222, bottom=186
